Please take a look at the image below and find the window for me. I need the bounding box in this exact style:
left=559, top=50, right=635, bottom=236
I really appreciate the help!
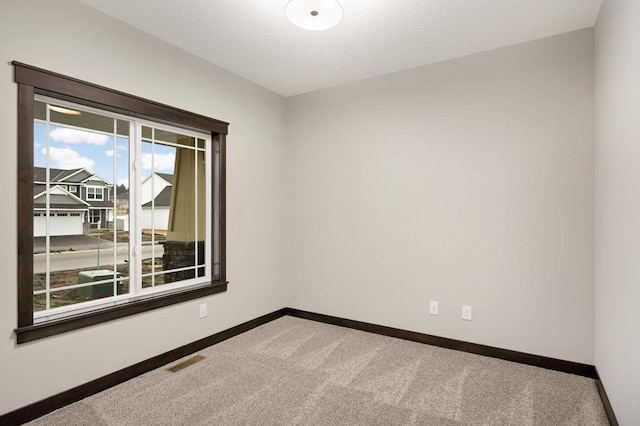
left=86, top=186, right=104, bottom=201
left=89, top=209, right=101, bottom=224
left=15, top=62, right=228, bottom=343
left=69, top=185, right=77, bottom=193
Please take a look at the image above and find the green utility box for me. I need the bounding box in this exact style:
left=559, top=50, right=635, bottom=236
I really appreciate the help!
left=77, top=269, right=122, bottom=299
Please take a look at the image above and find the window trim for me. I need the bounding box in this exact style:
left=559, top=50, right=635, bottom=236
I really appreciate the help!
left=86, top=186, right=104, bottom=201
left=14, top=62, right=228, bottom=344
left=89, top=208, right=101, bottom=224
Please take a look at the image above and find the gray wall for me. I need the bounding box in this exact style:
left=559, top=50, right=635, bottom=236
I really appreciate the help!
left=594, top=0, right=640, bottom=423
left=285, top=29, right=595, bottom=364
left=0, top=0, right=287, bottom=416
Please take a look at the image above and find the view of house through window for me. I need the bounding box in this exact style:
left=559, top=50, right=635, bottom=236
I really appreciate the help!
left=34, top=96, right=211, bottom=320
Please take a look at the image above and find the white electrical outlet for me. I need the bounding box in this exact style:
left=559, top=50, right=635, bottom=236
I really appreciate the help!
left=199, top=303, right=207, bottom=319
left=462, top=305, right=472, bottom=321
left=429, top=301, right=439, bottom=315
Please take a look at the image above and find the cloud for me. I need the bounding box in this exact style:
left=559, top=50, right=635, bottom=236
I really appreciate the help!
left=141, top=152, right=175, bottom=172
left=50, top=127, right=109, bottom=146
left=107, top=144, right=128, bottom=157
left=43, top=147, right=95, bottom=170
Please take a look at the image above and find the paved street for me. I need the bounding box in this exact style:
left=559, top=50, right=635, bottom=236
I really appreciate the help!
left=33, top=235, right=116, bottom=253
left=34, top=243, right=164, bottom=273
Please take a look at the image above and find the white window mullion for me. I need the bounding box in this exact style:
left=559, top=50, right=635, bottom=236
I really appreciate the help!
left=130, top=121, right=143, bottom=296
left=112, top=118, right=118, bottom=297
left=194, top=147, right=198, bottom=276
left=206, top=141, right=212, bottom=279
left=151, top=128, right=156, bottom=288
left=44, top=104, right=51, bottom=311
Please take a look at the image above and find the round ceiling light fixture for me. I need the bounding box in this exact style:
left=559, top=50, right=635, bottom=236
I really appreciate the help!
left=286, top=0, right=344, bottom=31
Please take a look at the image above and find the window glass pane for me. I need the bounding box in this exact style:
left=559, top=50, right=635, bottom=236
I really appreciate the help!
left=141, top=125, right=206, bottom=288
left=114, top=132, right=130, bottom=291
left=33, top=99, right=131, bottom=312
left=35, top=100, right=128, bottom=137
left=117, top=119, right=130, bottom=137
left=154, top=128, right=196, bottom=148
left=34, top=100, right=46, bottom=121
left=33, top=293, right=46, bottom=312
left=140, top=130, right=173, bottom=288
left=142, top=126, right=152, bottom=140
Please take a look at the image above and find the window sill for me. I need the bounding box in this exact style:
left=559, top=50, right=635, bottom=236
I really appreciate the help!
left=15, top=281, right=227, bottom=344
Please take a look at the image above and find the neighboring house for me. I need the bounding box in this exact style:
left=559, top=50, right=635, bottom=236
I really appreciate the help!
left=141, top=173, right=173, bottom=230
left=142, top=185, right=172, bottom=230
left=115, top=187, right=130, bottom=232
left=34, top=167, right=114, bottom=236
left=33, top=185, right=88, bottom=237
left=140, top=172, right=173, bottom=205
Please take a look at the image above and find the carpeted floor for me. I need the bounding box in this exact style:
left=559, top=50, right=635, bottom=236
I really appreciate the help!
left=27, top=316, right=609, bottom=425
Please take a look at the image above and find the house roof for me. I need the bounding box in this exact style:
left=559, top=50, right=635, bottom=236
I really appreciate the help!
left=34, top=203, right=88, bottom=211
left=34, top=183, right=47, bottom=196
left=34, top=185, right=90, bottom=210
left=34, top=167, right=81, bottom=183
left=142, top=186, right=172, bottom=208
left=156, top=173, right=174, bottom=185
left=140, top=173, right=173, bottom=194
left=88, top=201, right=113, bottom=208
left=34, top=166, right=110, bottom=185
left=34, top=182, right=111, bottom=208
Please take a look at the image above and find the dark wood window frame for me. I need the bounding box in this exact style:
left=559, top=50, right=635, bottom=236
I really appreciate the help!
left=14, top=62, right=228, bottom=344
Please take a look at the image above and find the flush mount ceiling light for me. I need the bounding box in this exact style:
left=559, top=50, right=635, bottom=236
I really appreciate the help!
left=286, top=0, right=344, bottom=31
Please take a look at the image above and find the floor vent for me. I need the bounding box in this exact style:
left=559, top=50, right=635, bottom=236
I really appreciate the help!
left=166, top=355, right=205, bottom=373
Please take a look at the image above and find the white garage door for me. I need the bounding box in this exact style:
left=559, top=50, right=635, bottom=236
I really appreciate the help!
left=34, top=212, right=84, bottom=237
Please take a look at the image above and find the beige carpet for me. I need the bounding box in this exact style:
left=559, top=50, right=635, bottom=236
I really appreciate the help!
left=27, top=316, right=609, bottom=425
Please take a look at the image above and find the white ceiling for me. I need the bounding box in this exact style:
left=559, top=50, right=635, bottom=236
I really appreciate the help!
left=78, top=0, right=602, bottom=97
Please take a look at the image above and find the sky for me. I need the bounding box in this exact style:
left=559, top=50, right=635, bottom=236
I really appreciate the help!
left=34, top=122, right=176, bottom=188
